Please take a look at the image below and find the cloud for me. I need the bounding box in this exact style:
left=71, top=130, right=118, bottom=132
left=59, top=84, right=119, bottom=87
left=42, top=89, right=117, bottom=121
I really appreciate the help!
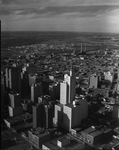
left=1, top=4, right=119, bottom=19
left=1, top=0, right=119, bottom=32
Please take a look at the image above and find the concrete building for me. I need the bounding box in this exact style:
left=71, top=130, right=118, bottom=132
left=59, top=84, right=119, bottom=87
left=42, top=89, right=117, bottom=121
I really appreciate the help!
left=29, top=74, right=42, bottom=86
left=32, top=104, right=44, bottom=128
left=87, top=130, right=103, bottom=145
left=49, top=82, right=60, bottom=100
left=44, top=105, right=54, bottom=129
left=31, top=83, right=42, bottom=103
left=5, top=67, right=21, bottom=93
left=8, top=91, right=23, bottom=117
left=53, top=104, right=63, bottom=127
left=23, top=64, right=37, bottom=75
left=60, top=81, right=69, bottom=105
left=42, top=135, right=85, bottom=150
left=112, top=104, right=119, bottom=121
left=21, top=71, right=30, bottom=97
left=28, top=127, right=50, bottom=149
left=89, top=74, right=99, bottom=89
left=1, top=84, right=4, bottom=110
left=8, top=105, right=23, bottom=117
left=60, top=69, right=76, bottom=104
left=64, top=69, right=76, bottom=104
left=62, top=103, right=82, bottom=131
left=57, top=136, right=70, bottom=148
left=33, top=103, right=53, bottom=129
left=75, top=97, right=88, bottom=120
left=38, top=95, right=51, bottom=104
left=9, top=92, right=21, bottom=108
left=104, top=71, right=113, bottom=82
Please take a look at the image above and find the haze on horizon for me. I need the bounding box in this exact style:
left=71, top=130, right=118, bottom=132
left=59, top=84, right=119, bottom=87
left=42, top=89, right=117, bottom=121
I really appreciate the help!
left=0, top=0, right=119, bottom=33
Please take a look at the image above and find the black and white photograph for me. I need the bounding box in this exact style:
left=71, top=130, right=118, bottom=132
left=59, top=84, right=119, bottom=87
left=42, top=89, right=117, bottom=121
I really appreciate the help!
left=1, top=0, right=119, bottom=150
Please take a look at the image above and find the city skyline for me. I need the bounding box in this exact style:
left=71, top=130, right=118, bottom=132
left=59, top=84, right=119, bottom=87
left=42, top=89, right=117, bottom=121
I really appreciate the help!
left=0, top=0, right=119, bottom=33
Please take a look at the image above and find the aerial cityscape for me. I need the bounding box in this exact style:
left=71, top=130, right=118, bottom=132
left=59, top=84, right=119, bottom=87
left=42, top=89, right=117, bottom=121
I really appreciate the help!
left=1, top=0, right=119, bottom=150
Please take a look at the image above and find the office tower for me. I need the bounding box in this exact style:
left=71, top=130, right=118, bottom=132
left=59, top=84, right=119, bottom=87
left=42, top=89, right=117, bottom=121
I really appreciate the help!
left=81, top=43, right=82, bottom=53
left=42, top=80, right=50, bottom=95
left=22, top=64, right=37, bottom=75
left=29, top=74, right=42, bottom=86
left=33, top=103, right=53, bottom=129
left=49, top=82, right=60, bottom=100
left=31, top=83, right=42, bottom=103
left=60, top=81, right=69, bottom=105
left=62, top=103, right=82, bottom=131
left=56, top=82, right=60, bottom=99
left=112, top=104, right=119, bottom=121
left=5, top=67, right=21, bottom=93
left=44, top=105, right=54, bottom=129
left=53, top=104, right=63, bottom=127
left=84, top=44, right=86, bottom=52
left=64, top=68, right=76, bottom=104
left=8, top=92, right=23, bottom=117
left=75, top=97, right=88, bottom=119
left=117, top=67, right=119, bottom=80
left=1, top=84, right=4, bottom=110
left=104, top=71, right=113, bottom=82
left=9, top=92, right=21, bottom=108
left=21, top=71, right=30, bottom=97
left=89, top=74, right=99, bottom=89
left=60, top=68, right=76, bottom=105
left=33, top=104, right=44, bottom=128
left=49, top=84, right=56, bottom=100
left=29, top=74, right=37, bottom=86
left=38, top=95, right=51, bottom=104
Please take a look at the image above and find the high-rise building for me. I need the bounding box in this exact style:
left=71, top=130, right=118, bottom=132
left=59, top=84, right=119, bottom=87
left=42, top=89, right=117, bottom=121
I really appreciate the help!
left=42, top=80, right=50, bottom=95
left=62, top=103, right=82, bottom=131
left=21, top=71, right=30, bottom=97
left=22, top=64, right=37, bottom=75
left=32, top=104, right=44, bottom=128
left=9, top=92, right=21, bottom=108
left=60, top=81, right=69, bottom=105
left=112, top=104, right=119, bottom=121
left=29, top=74, right=42, bottom=86
left=53, top=104, right=63, bottom=127
left=49, top=82, right=60, bottom=100
left=44, top=104, right=54, bottom=129
left=60, top=68, right=76, bottom=104
left=1, top=84, right=4, bottom=110
left=75, top=97, right=88, bottom=120
left=5, top=67, right=21, bottom=93
left=33, top=103, right=54, bottom=129
left=8, top=92, right=23, bottom=117
left=64, top=69, right=76, bottom=104
left=31, top=83, right=42, bottom=103
left=38, top=95, right=51, bottom=104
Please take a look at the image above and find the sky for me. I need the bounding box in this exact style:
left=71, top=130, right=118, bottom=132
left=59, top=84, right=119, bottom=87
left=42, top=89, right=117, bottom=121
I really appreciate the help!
left=0, top=0, right=119, bottom=33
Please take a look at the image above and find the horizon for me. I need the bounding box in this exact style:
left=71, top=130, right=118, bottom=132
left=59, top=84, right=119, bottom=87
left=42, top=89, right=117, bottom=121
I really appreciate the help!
left=0, top=0, right=119, bottom=33
left=1, top=30, right=119, bottom=35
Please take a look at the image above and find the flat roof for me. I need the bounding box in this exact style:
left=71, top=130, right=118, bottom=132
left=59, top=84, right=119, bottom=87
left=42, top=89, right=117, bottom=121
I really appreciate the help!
left=43, top=135, right=84, bottom=150
left=83, top=127, right=96, bottom=134
left=90, top=130, right=102, bottom=137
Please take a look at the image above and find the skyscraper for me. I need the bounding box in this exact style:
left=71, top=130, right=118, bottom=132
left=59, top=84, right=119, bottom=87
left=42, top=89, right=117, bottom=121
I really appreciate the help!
left=62, top=103, right=82, bottom=131
left=112, top=104, right=119, bottom=121
left=8, top=92, right=23, bottom=117
left=60, top=81, right=69, bottom=105
left=64, top=68, right=76, bottom=104
left=31, top=83, right=42, bottom=103
left=5, top=67, right=21, bottom=93
left=33, top=104, right=44, bottom=128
